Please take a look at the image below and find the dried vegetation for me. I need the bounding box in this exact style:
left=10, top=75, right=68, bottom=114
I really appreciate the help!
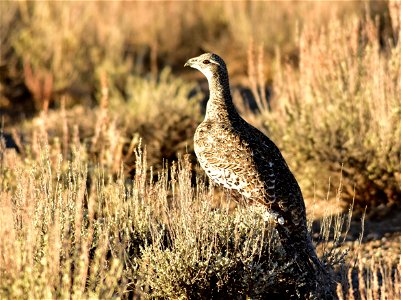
left=1, top=1, right=400, bottom=299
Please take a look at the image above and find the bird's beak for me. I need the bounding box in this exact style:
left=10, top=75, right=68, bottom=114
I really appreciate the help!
left=184, top=59, right=193, bottom=67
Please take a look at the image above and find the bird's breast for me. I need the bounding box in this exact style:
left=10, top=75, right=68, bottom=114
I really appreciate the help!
left=194, top=121, right=233, bottom=154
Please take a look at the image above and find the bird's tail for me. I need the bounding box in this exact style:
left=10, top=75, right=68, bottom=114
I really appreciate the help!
left=275, top=224, right=326, bottom=275
left=275, top=224, right=335, bottom=299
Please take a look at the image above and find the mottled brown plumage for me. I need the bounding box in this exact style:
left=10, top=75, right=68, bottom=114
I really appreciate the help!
left=185, top=53, right=324, bottom=275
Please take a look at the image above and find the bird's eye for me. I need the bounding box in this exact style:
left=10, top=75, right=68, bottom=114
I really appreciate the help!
left=203, top=60, right=211, bottom=64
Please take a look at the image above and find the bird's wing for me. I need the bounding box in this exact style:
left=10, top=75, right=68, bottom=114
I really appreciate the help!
left=195, top=121, right=266, bottom=202
left=242, top=124, right=307, bottom=227
left=195, top=119, right=307, bottom=227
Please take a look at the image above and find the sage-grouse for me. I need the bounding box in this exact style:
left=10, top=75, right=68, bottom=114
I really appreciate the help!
left=185, top=53, right=324, bottom=276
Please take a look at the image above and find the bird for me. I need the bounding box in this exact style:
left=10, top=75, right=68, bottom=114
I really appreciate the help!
left=184, top=53, right=325, bottom=278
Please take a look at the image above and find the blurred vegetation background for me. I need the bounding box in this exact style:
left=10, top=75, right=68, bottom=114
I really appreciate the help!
left=1, top=1, right=401, bottom=299
left=1, top=1, right=400, bottom=212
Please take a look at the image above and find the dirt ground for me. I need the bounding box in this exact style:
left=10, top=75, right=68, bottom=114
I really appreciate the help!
left=308, top=197, right=401, bottom=267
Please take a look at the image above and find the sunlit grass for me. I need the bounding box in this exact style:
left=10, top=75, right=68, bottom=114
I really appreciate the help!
left=1, top=116, right=399, bottom=298
left=1, top=1, right=400, bottom=298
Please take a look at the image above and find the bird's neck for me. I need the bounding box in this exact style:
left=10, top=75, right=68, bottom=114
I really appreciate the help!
left=205, top=72, right=238, bottom=120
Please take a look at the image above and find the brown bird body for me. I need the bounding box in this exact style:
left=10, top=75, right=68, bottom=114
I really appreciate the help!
left=185, top=53, right=324, bottom=276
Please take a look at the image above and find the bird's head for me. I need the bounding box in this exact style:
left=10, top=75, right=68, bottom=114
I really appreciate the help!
left=184, top=53, right=227, bottom=81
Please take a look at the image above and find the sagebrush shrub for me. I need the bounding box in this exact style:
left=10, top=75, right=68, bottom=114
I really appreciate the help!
left=261, top=14, right=401, bottom=208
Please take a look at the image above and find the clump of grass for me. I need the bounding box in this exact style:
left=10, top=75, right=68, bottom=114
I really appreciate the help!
left=0, top=123, right=357, bottom=299
left=11, top=67, right=201, bottom=176
left=138, top=157, right=287, bottom=298
left=2, top=1, right=371, bottom=121
left=0, top=127, right=163, bottom=297
left=258, top=10, right=401, bottom=208
left=3, top=109, right=401, bottom=298
left=109, top=67, right=202, bottom=171
left=337, top=255, right=401, bottom=300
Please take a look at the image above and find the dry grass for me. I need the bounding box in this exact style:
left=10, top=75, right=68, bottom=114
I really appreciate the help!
left=1, top=1, right=400, bottom=299
left=1, top=1, right=365, bottom=115
left=1, top=120, right=400, bottom=298
left=242, top=6, right=401, bottom=209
